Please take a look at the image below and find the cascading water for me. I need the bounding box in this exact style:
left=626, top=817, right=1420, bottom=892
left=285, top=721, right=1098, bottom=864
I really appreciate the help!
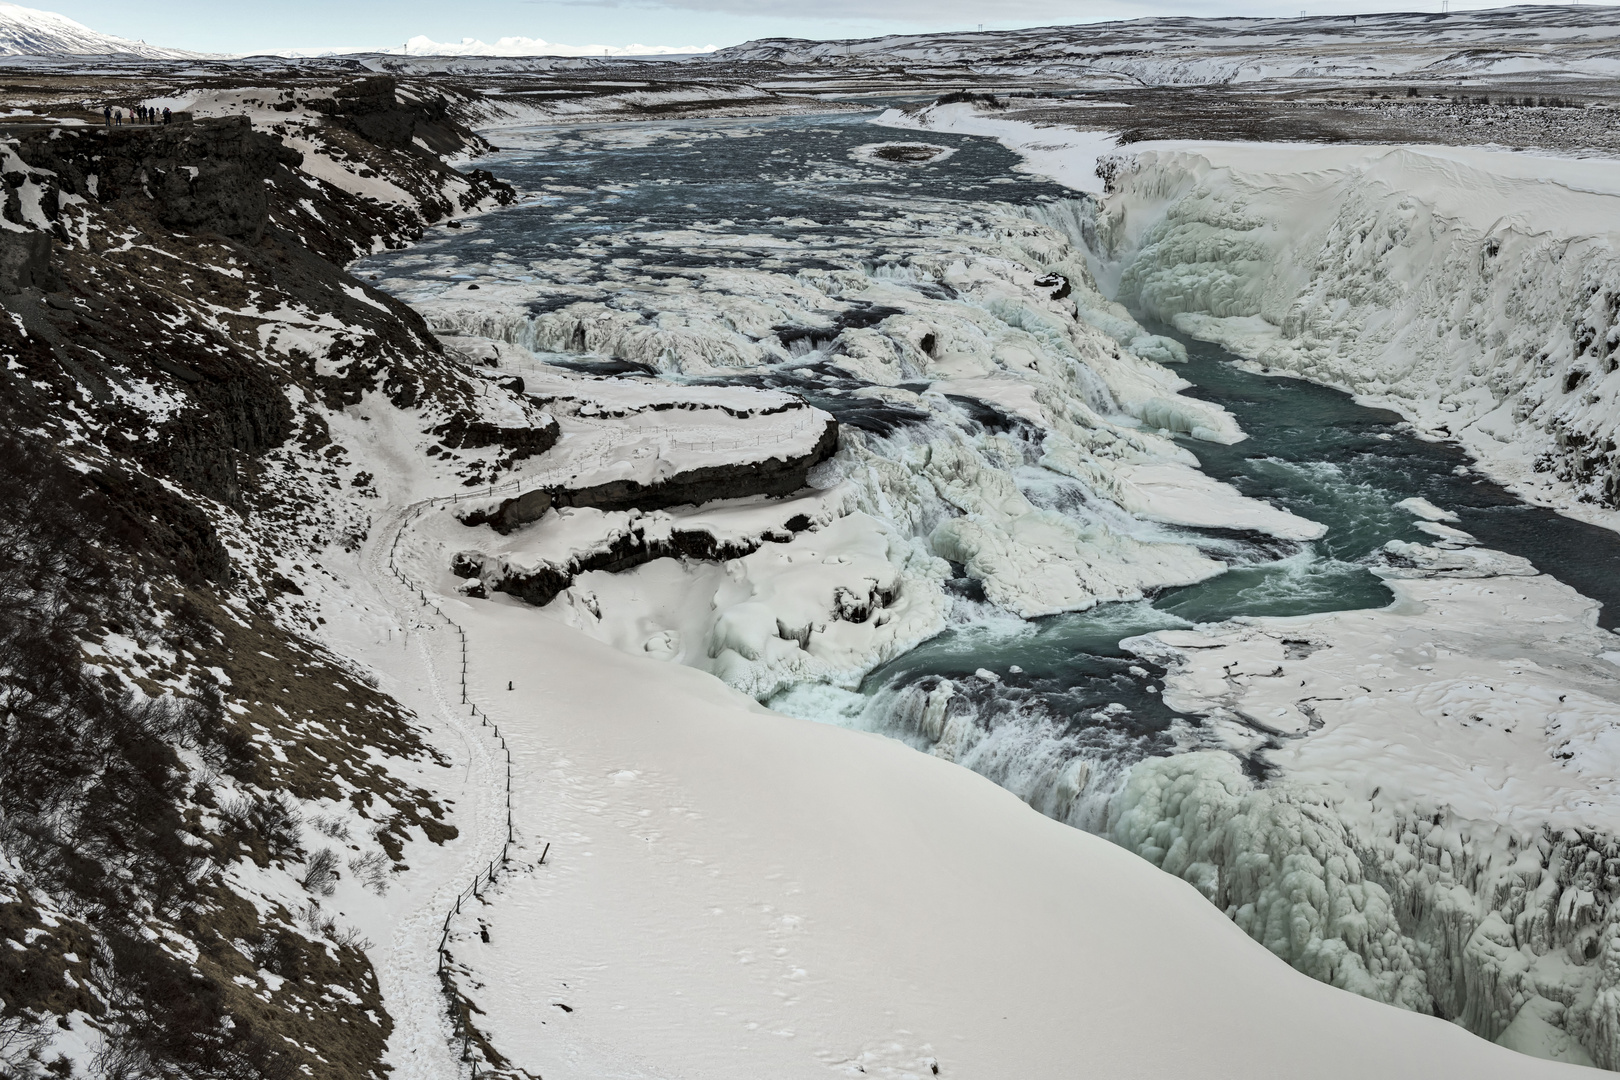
left=361, top=110, right=1620, bottom=1066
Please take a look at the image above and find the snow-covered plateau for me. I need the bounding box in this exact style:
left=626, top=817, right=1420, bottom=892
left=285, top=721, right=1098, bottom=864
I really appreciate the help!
left=712, top=6, right=1620, bottom=85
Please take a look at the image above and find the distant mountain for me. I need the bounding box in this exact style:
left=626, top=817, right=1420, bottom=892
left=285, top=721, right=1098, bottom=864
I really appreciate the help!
left=0, top=1, right=204, bottom=58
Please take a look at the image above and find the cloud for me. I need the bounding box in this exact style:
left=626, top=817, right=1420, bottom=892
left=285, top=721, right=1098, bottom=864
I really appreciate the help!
left=399, top=34, right=713, bottom=55
left=549, top=0, right=1174, bottom=25
left=267, top=34, right=716, bottom=58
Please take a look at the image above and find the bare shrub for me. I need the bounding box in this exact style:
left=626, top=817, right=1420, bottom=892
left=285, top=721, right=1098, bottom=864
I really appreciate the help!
left=311, top=813, right=351, bottom=841
left=219, top=791, right=302, bottom=861
left=300, top=848, right=340, bottom=896
left=299, top=901, right=338, bottom=940
left=296, top=903, right=371, bottom=950
left=348, top=850, right=391, bottom=895
left=0, top=1012, right=52, bottom=1079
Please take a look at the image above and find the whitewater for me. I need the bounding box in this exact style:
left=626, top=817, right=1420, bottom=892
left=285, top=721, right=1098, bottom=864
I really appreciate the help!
left=347, top=106, right=1620, bottom=1072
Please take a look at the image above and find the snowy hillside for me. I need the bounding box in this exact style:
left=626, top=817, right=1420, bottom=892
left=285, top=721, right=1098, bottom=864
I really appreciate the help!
left=716, top=6, right=1620, bottom=84
left=0, top=1, right=200, bottom=57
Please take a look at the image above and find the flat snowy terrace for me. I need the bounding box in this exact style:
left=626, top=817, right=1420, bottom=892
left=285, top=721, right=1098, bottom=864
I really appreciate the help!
left=881, top=101, right=1620, bottom=223
left=434, top=592, right=1586, bottom=1079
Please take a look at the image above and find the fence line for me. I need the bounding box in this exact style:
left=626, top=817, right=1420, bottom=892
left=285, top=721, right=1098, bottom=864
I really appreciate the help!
left=387, top=498, right=529, bottom=1078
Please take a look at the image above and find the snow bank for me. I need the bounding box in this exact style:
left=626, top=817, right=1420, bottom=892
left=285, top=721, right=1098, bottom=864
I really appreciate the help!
left=876, top=103, right=1118, bottom=194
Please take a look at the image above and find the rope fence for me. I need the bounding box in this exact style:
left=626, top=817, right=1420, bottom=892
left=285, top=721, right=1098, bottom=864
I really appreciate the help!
left=387, top=498, right=532, bottom=1078
left=381, top=390, right=824, bottom=1073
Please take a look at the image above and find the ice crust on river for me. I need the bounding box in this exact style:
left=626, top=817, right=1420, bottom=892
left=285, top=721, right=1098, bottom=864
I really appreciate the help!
left=884, top=101, right=1620, bottom=1065
left=885, top=103, right=1620, bottom=530
left=416, top=143, right=1318, bottom=705
left=1094, top=141, right=1620, bottom=527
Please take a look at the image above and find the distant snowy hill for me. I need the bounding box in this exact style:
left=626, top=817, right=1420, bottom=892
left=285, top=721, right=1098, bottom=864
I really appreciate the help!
left=0, top=1, right=202, bottom=58
left=714, top=5, right=1620, bottom=83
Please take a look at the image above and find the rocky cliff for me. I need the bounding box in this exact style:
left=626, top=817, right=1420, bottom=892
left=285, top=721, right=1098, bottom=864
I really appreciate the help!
left=0, top=73, right=537, bottom=1080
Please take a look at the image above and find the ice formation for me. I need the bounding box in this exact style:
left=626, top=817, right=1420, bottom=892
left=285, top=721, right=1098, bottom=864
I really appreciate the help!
left=875, top=102, right=1620, bottom=1065
left=426, top=173, right=1315, bottom=698
left=1114, top=546, right=1620, bottom=1069
left=352, top=101, right=1620, bottom=1068
left=1091, top=143, right=1620, bottom=526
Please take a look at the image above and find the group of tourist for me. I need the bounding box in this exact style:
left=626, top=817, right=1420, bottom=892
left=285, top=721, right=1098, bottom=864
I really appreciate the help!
left=102, top=104, right=174, bottom=129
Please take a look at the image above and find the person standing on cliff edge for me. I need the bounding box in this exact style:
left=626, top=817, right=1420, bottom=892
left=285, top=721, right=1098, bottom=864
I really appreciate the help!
left=103, top=105, right=111, bottom=129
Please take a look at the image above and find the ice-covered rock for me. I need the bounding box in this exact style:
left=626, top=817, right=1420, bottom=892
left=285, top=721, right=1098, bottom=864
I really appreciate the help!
left=410, top=190, right=1300, bottom=634
left=1113, top=552, right=1620, bottom=1064
left=552, top=507, right=952, bottom=699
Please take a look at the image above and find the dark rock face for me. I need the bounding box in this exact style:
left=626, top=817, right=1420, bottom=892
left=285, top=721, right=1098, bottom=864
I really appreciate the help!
left=19, top=117, right=302, bottom=243
left=0, top=71, right=532, bottom=1080
left=0, top=103, right=519, bottom=510
left=312, top=77, right=422, bottom=151
left=432, top=414, right=561, bottom=458
left=0, top=230, right=54, bottom=293
left=455, top=517, right=809, bottom=608
left=310, top=76, right=474, bottom=159
left=1035, top=271, right=1071, bottom=300
left=461, top=417, right=839, bottom=534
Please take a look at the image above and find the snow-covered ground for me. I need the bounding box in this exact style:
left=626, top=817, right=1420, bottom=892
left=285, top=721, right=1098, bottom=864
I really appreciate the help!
left=204, top=87, right=1620, bottom=1072
left=271, top=337, right=1592, bottom=1077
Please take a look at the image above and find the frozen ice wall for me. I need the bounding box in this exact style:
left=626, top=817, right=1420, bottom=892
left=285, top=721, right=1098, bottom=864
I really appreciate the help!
left=1036, top=140, right=1620, bottom=1067
left=1096, top=144, right=1620, bottom=523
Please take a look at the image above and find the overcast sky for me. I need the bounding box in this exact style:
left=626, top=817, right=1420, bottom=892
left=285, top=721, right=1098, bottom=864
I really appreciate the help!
left=49, top=0, right=1602, bottom=55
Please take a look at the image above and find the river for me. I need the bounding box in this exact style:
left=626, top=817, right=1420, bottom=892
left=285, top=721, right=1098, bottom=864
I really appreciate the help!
left=357, top=108, right=1620, bottom=827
